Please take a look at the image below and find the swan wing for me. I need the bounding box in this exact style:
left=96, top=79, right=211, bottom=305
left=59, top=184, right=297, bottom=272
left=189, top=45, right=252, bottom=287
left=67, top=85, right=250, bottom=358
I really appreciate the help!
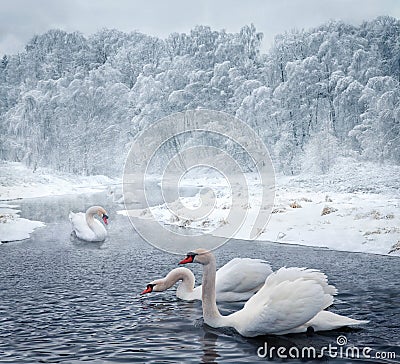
left=215, top=258, right=273, bottom=299
left=264, top=266, right=338, bottom=299
left=69, top=212, right=96, bottom=241
left=69, top=212, right=87, bottom=232
left=230, top=267, right=334, bottom=336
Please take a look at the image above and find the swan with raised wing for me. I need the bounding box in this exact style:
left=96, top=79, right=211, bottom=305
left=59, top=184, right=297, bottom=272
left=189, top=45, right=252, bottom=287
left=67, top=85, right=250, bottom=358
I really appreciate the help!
left=69, top=206, right=109, bottom=242
left=141, top=258, right=272, bottom=302
left=179, top=249, right=368, bottom=337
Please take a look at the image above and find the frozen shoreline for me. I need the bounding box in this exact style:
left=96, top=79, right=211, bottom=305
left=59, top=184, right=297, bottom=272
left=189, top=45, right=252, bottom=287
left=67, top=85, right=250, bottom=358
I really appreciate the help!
left=0, top=204, right=45, bottom=243
left=0, top=162, right=115, bottom=201
left=2, top=160, right=399, bottom=255
left=119, top=159, right=400, bottom=256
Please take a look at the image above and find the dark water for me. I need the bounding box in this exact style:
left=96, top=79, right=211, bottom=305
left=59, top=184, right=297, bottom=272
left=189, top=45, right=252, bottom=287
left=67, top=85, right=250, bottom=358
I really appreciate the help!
left=0, top=192, right=399, bottom=363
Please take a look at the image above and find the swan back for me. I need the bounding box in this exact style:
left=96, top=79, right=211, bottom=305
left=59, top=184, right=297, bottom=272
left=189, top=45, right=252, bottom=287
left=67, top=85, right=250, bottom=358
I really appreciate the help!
left=215, top=258, right=272, bottom=297
left=229, top=267, right=336, bottom=336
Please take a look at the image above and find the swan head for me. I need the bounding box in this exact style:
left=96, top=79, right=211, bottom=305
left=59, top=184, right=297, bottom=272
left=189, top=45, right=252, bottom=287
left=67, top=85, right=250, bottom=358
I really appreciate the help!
left=96, top=207, right=109, bottom=225
left=179, top=248, right=212, bottom=265
left=140, top=283, right=155, bottom=295
left=140, top=277, right=169, bottom=295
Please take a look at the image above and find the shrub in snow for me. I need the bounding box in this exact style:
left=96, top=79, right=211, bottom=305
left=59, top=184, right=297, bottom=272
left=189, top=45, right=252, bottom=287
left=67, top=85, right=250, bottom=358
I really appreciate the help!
left=289, top=201, right=302, bottom=208
left=321, top=206, right=338, bottom=216
left=388, top=241, right=400, bottom=255
left=272, top=206, right=287, bottom=214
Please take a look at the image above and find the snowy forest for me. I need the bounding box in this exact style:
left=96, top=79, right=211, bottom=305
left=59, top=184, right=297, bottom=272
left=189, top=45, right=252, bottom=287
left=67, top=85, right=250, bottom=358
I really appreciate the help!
left=0, top=16, right=399, bottom=177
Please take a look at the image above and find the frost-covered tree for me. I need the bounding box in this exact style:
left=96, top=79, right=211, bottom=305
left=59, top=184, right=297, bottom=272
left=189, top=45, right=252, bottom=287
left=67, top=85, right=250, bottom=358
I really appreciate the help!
left=0, top=17, right=399, bottom=176
left=301, top=128, right=339, bottom=174
left=350, top=76, right=400, bottom=163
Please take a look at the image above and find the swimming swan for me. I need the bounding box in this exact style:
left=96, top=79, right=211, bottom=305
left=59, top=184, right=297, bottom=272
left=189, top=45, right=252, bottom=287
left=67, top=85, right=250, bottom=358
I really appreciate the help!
left=69, top=206, right=108, bottom=242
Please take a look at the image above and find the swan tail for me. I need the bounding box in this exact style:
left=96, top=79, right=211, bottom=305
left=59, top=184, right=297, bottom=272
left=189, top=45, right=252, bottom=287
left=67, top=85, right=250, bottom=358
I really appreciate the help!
left=330, top=315, right=369, bottom=327
left=308, top=311, right=369, bottom=332
left=344, top=316, right=370, bottom=326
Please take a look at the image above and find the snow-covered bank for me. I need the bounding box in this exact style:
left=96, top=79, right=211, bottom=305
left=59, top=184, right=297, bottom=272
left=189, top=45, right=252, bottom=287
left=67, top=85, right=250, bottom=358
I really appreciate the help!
left=0, top=162, right=116, bottom=201
left=119, top=159, right=400, bottom=256
left=0, top=204, right=44, bottom=243
left=261, top=160, right=400, bottom=255
left=257, top=188, right=400, bottom=256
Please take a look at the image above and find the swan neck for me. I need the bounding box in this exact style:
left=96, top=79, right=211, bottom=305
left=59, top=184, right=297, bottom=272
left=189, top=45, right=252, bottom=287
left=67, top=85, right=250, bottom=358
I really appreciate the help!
left=172, top=269, right=195, bottom=298
left=201, top=256, right=224, bottom=326
left=162, top=268, right=194, bottom=290
left=85, top=207, right=98, bottom=230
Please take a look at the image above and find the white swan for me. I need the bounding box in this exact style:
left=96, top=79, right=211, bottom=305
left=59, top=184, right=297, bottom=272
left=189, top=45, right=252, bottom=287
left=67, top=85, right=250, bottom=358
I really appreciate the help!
left=69, top=206, right=109, bottom=242
left=179, top=249, right=369, bottom=337
left=141, top=258, right=272, bottom=302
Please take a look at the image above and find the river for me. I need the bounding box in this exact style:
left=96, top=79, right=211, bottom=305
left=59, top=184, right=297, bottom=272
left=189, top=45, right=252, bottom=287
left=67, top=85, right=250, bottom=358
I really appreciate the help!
left=0, top=191, right=398, bottom=363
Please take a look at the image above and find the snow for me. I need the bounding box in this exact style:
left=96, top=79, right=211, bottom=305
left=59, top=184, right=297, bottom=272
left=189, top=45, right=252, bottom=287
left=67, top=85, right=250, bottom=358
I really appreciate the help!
left=257, top=188, right=400, bottom=255
left=0, top=204, right=44, bottom=243
left=0, top=162, right=116, bottom=243
left=0, top=161, right=115, bottom=201
left=260, top=159, right=400, bottom=255
left=119, top=158, right=400, bottom=256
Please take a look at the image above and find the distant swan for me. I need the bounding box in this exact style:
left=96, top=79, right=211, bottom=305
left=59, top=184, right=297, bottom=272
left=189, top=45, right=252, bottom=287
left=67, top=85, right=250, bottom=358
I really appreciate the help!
left=141, top=258, right=272, bottom=302
left=69, top=206, right=108, bottom=242
left=179, top=249, right=369, bottom=337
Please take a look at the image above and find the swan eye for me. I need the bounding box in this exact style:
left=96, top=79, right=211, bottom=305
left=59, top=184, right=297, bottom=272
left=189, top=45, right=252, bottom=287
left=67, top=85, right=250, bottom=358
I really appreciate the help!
left=187, top=252, right=198, bottom=260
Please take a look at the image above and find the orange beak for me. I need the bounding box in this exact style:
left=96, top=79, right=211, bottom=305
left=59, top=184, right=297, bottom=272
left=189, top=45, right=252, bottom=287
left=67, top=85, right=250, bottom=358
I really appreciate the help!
left=141, top=285, right=153, bottom=295
left=179, top=255, right=194, bottom=264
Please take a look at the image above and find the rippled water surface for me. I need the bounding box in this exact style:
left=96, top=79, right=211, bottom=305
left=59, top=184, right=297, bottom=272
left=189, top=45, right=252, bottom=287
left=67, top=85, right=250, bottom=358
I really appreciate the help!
left=0, top=192, right=399, bottom=363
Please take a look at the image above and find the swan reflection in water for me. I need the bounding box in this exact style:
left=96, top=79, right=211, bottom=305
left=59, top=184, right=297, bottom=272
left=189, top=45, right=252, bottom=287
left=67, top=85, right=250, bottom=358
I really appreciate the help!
left=199, top=319, right=355, bottom=362
left=200, top=329, right=220, bottom=364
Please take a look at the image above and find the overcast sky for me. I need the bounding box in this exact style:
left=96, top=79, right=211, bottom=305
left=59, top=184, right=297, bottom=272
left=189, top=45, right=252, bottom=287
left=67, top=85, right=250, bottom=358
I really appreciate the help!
left=0, top=0, right=399, bottom=56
